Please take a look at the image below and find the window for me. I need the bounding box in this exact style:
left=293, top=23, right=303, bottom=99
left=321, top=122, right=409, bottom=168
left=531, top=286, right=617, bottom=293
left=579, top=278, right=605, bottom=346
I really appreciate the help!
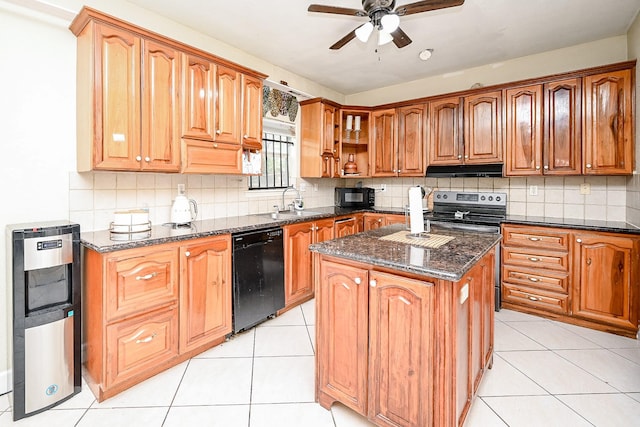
left=248, top=132, right=294, bottom=190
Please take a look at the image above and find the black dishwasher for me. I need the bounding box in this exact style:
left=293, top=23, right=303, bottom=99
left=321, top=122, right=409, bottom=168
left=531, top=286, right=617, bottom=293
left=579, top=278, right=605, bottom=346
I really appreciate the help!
left=231, top=227, right=285, bottom=333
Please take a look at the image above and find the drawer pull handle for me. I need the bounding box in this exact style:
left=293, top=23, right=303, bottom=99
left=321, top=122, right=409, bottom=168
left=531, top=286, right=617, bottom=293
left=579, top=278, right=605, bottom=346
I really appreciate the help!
left=528, top=237, right=541, bottom=242
left=136, top=272, right=158, bottom=281
left=528, top=277, right=540, bottom=282
left=136, top=332, right=157, bottom=344
left=527, top=296, right=540, bottom=302
left=528, top=257, right=540, bottom=262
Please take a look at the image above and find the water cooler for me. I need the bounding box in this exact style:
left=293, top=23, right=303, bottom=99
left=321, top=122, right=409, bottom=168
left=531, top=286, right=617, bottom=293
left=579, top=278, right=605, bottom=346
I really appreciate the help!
left=7, top=221, right=81, bottom=420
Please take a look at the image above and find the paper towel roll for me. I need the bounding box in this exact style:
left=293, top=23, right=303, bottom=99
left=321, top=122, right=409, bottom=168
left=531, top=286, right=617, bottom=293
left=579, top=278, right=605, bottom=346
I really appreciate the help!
left=408, top=186, right=425, bottom=234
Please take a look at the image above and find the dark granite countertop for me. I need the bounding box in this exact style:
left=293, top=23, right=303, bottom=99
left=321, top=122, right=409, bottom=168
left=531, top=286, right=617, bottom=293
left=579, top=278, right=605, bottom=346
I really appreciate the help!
left=504, top=215, right=640, bottom=235
left=81, top=204, right=638, bottom=254
left=309, top=223, right=501, bottom=281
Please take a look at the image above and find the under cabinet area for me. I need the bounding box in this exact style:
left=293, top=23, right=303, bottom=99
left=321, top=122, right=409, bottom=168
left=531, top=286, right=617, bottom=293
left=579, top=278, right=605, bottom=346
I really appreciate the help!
left=501, top=224, right=640, bottom=337
left=83, top=234, right=232, bottom=401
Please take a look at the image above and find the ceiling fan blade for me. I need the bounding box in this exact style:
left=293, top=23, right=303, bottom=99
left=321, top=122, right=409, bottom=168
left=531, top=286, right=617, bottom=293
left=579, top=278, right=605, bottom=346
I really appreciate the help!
left=308, top=4, right=367, bottom=17
left=329, top=28, right=358, bottom=50
left=390, top=27, right=412, bottom=48
left=396, top=0, right=464, bottom=16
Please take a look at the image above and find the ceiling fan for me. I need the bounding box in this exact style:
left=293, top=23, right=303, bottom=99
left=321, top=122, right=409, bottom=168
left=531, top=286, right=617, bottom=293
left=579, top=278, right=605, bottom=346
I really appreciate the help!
left=308, top=0, right=464, bottom=50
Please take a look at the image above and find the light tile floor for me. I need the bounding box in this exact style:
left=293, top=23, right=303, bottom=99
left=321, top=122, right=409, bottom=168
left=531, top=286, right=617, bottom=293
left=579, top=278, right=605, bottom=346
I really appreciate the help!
left=1, top=301, right=639, bottom=426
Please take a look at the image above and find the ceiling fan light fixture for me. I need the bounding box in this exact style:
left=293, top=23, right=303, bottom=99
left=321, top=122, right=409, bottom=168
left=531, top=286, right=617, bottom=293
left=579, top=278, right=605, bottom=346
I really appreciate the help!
left=380, top=13, right=400, bottom=32
left=378, top=30, right=394, bottom=46
left=355, top=22, right=374, bottom=42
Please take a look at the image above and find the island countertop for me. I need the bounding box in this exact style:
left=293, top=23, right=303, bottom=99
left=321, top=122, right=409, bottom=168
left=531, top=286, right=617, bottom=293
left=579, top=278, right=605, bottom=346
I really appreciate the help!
left=309, top=223, right=501, bottom=281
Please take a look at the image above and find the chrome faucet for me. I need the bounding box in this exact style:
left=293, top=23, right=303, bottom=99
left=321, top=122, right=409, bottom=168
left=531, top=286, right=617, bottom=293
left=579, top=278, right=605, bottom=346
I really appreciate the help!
left=282, top=187, right=303, bottom=212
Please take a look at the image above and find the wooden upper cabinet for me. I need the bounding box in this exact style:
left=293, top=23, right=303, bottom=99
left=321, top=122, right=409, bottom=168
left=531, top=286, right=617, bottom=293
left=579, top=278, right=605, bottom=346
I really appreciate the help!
left=397, top=105, right=426, bottom=176
left=371, top=109, right=397, bottom=176
left=428, top=96, right=463, bottom=165
left=86, top=23, right=142, bottom=171
left=179, top=236, right=232, bottom=353
left=142, top=39, right=181, bottom=172
left=322, top=104, right=338, bottom=155
left=241, top=74, right=263, bottom=150
left=544, top=78, right=582, bottom=175
left=464, top=90, right=503, bottom=164
left=215, top=65, right=241, bottom=144
left=300, top=99, right=340, bottom=178
left=181, top=54, right=215, bottom=140
left=504, top=85, right=543, bottom=175
left=583, top=69, right=634, bottom=175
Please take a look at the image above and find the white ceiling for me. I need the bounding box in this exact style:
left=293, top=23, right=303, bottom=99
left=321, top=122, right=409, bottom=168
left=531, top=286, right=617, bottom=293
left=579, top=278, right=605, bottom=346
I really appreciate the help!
left=127, top=0, right=640, bottom=95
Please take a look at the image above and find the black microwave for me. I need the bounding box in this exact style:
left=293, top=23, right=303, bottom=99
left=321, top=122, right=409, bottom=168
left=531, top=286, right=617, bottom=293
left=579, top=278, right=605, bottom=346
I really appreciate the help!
left=335, top=187, right=375, bottom=208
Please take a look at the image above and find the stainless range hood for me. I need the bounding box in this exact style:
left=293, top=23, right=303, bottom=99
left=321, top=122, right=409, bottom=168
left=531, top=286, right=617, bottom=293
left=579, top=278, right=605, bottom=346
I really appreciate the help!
left=425, top=164, right=503, bottom=178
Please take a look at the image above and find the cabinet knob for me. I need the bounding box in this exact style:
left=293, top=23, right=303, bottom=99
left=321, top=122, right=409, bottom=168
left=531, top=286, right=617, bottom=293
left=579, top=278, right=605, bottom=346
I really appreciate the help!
left=354, top=277, right=361, bottom=285
left=243, top=134, right=248, bottom=139
left=145, top=156, right=150, bottom=162
left=586, top=163, right=592, bottom=169
left=185, top=251, right=191, bottom=257
left=544, top=165, right=549, bottom=170
left=213, top=143, right=218, bottom=148
left=216, top=129, right=222, bottom=135
left=464, top=155, right=469, bottom=159
left=136, top=155, right=142, bottom=161
left=378, top=218, right=383, bottom=223
left=535, top=165, right=540, bottom=170
left=457, top=155, right=462, bottom=159
left=370, top=279, right=377, bottom=287
left=576, top=239, right=582, bottom=243
left=527, top=296, right=540, bottom=302
left=586, top=258, right=592, bottom=266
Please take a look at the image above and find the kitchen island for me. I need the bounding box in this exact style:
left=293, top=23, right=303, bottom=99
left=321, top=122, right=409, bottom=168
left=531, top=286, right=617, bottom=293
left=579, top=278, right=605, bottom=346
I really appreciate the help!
left=310, top=224, right=501, bottom=427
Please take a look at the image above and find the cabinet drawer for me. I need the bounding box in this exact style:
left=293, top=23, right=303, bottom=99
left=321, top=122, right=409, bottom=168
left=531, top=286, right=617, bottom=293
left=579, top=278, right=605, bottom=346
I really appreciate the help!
left=502, top=225, right=569, bottom=251
left=502, top=265, right=569, bottom=294
left=106, top=306, right=179, bottom=387
left=106, top=248, right=179, bottom=322
left=502, top=247, right=569, bottom=271
left=502, top=284, right=569, bottom=314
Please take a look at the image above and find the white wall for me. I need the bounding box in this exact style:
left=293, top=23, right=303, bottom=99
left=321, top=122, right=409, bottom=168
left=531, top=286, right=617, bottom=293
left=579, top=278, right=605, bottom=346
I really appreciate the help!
left=345, top=36, right=629, bottom=106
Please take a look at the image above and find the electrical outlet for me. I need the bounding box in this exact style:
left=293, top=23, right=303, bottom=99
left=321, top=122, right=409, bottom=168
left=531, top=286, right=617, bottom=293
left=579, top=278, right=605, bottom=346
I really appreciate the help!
left=529, top=185, right=538, bottom=196
left=380, top=184, right=386, bottom=192
left=580, top=183, right=591, bottom=195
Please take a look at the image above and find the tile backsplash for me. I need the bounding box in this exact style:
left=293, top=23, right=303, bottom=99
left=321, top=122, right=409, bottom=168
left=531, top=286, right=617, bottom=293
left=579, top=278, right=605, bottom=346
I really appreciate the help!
left=69, top=172, right=631, bottom=232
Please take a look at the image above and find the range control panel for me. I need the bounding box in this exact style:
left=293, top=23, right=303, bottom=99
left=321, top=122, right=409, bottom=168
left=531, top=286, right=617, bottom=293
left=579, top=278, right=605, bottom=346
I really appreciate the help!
left=434, top=191, right=507, bottom=207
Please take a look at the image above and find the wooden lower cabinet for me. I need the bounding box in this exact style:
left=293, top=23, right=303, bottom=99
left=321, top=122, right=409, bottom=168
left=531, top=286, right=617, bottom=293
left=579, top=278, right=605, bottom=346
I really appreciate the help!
left=316, top=249, right=495, bottom=427
left=83, top=235, right=232, bottom=401
left=363, top=213, right=405, bottom=231
left=502, top=224, right=640, bottom=338
left=179, top=235, right=232, bottom=353
left=334, top=214, right=362, bottom=237
left=283, top=219, right=334, bottom=310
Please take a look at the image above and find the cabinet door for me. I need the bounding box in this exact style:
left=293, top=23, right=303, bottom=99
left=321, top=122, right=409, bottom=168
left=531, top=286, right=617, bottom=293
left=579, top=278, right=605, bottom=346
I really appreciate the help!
left=572, top=233, right=637, bottom=331
left=94, top=24, right=141, bottom=170
left=322, top=104, right=337, bottom=155
left=317, top=260, right=368, bottom=414
left=215, top=65, right=241, bottom=144
left=464, top=90, right=503, bottom=164
left=397, top=105, right=426, bottom=176
left=583, top=69, right=633, bottom=175
left=284, top=222, right=314, bottom=307
left=428, top=96, right=462, bottom=165
left=315, top=219, right=335, bottom=243
left=105, top=247, right=179, bottom=322
left=363, top=213, right=385, bottom=231
left=179, top=236, right=232, bottom=353
left=182, top=54, right=215, bottom=140
left=241, top=74, right=263, bottom=150
left=334, top=217, right=358, bottom=238
left=504, top=85, right=543, bottom=176
left=544, top=78, right=581, bottom=175
left=181, top=139, right=242, bottom=174
left=371, top=109, right=397, bottom=176
left=368, top=271, right=434, bottom=427
left=141, top=39, right=181, bottom=172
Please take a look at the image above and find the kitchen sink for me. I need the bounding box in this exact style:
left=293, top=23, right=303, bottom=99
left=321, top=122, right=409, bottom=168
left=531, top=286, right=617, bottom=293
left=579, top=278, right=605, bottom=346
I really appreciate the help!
left=262, top=210, right=323, bottom=220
